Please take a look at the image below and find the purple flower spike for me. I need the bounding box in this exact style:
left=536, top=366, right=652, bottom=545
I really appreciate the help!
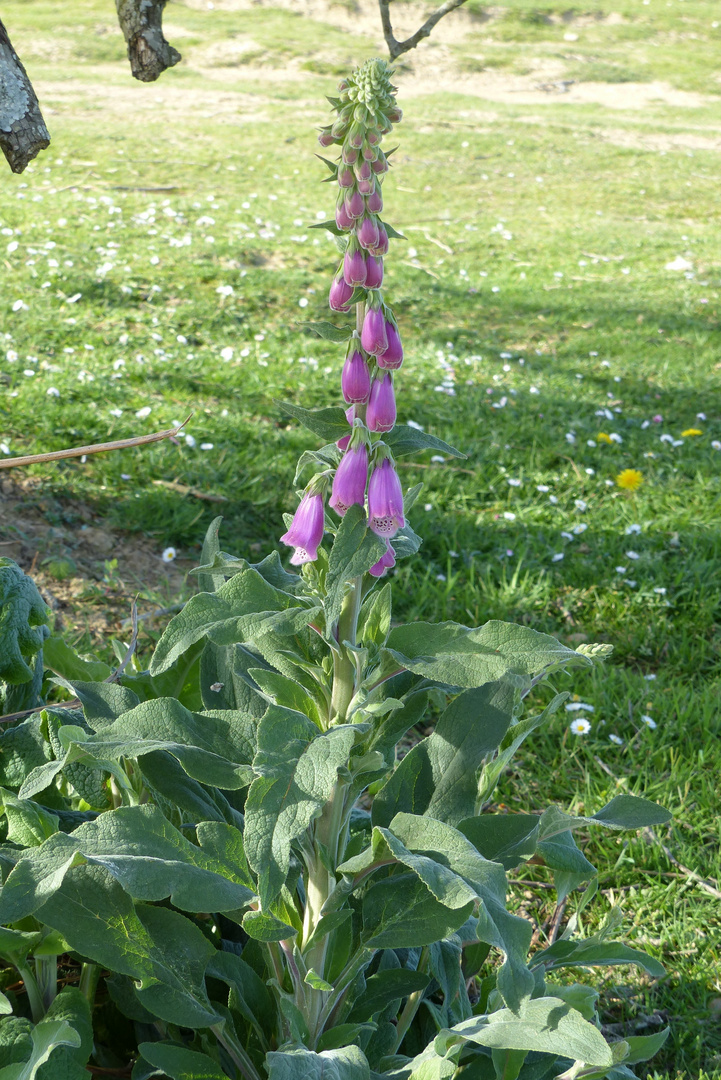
left=361, top=305, right=388, bottom=355
left=342, top=350, right=371, bottom=404
left=368, top=539, right=396, bottom=578
left=336, top=202, right=354, bottom=231
left=376, top=321, right=403, bottom=369
left=345, top=189, right=365, bottom=219
left=280, top=491, right=325, bottom=566
left=330, top=443, right=369, bottom=517
left=343, top=248, right=367, bottom=288
left=357, top=215, right=380, bottom=251
left=366, top=372, right=396, bottom=432
left=370, top=223, right=389, bottom=257
left=338, top=167, right=355, bottom=189
left=329, top=273, right=354, bottom=312
left=366, top=186, right=383, bottom=215
left=365, top=254, right=384, bottom=290
left=368, top=457, right=405, bottom=538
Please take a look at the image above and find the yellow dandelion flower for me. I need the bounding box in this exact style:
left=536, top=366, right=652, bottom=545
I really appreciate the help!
left=681, top=428, right=703, bottom=437
left=616, top=469, right=643, bottom=492
left=597, top=432, right=613, bottom=445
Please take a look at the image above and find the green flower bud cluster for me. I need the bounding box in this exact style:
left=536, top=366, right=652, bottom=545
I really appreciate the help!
left=318, top=58, right=402, bottom=150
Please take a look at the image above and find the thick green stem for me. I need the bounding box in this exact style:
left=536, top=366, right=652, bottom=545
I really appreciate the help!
left=392, top=948, right=429, bottom=1053
left=34, top=954, right=57, bottom=1012
left=211, top=1023, right=263, bottom=1080
left=314, top=948, right=374, bottom=1040
left=16, top=963, right=45, bottom=1024
left=330, top=575, right=363, bottom=724
left=78, top=962, right=100, bottom=1008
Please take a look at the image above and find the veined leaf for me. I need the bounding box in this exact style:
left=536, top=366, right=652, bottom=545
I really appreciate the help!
left=36, top=865, right=219, bottom=1029
left=303, top=321, right=355, bottom=343
left=477, top=693, right=568, bottom=806
left=384, top=425, right=465, bottom=460
left=361, top=872, right=474, bottom=950
left=437, top=996, right=613, bottom=1067
left=0, top=559, right=49, bottom=685
left=277, top=401, right=351, bottom=442
left=267, top=1044, right=371, bottom=1079
left=381, top=620, right=587, bottom=690
left=0, top=1019, right=80, bottom=1080
left=372, top=683, right=514, bottom=828
left=138, top=1043, right=227, bottom=1080
left=245, top=709, right=356, bottom=906
left=349, top=969, right=431, bottom=1023
left=458, top=815, right=540, bottom=871
left=530, top=939, right=665, bottom=978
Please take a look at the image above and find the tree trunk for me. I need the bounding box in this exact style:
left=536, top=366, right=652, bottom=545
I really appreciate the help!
left=115, top=0, right=181, bottom=82
left=0, top=18, right=50, bottom=174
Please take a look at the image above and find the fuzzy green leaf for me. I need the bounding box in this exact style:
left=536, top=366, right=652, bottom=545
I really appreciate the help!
left=361, top=872, right=474, bottom=950
left=303, top=321, right=355, bottom=343
left=0, top=559, right=49, bottom=686
left=267, top=1045, right=371, bottom=1079
left=349, top=969, right=431, bottom=1023
left=138, top=1043, right=227, bottom=1080
left=384, top=425, right=465, bottom=459
left=277, top=401, right=351, bottom=442
left=0, top=1019, right=81, bottom=1080
left=458, top=815, right=540, bottom=871
left=530, top=939, right=665, bottom=978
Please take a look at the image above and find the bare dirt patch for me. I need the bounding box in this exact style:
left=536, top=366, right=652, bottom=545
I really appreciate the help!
left=1, top=477, right=192, bottom=649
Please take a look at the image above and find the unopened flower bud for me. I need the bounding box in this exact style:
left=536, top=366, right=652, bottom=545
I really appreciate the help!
left=318, top=129, right=335, bottom=148
left=341, top=349, right=371, bottom=404
left=342, top=145, right=359, bottom=165
left=349, top=123, right=365, bottom=148
left=358, top=178, right=373, bottom=196
left=366, top=186, right=383, bottom=214
left=330, top=441, right=369, bottom=517
left=357, top=215, right=380, bottom=251
left=365, top=254, right=383, bottom=290
left=336, top=201, right=354, bottom=231
left=386, top=106, right=403, bottom=123
left=368, top=455, right=404, bottom=538
left=345, top=189, right=365, bottom=219
left=361, top=304, right=388, bottom=355
left=329, top=273, right=353, bottom=312
left=366, top=371, right=396, bottom=432
left=371, top=152, right=388, bottom=175
left=366, top=128, right=381, bottom=146
left=356, top=160, right=372, bottom=182
left=376, top=321, right=403, bottom=368
left=369, top=222, right=389, bottom=257
left=343, top=247, right=368, bottom=288
left=338, top=167, right=355, bottom=189
left=362, top=144, right=378, bottom=161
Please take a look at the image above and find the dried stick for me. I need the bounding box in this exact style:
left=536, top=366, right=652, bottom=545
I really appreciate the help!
left=0, top=17, right=50, bottom=173
left=378, top=0, right=468, bottom=60
left=115, top=0, right=181, bottom=82
left=0, top=417, right=189, bottom=470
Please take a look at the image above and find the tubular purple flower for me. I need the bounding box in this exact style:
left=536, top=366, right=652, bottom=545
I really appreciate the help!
left=365, top=255, right=383, bottom=290
left=366, top=186, right=383, bottom=214
left=336, top=201, right=354, bottom=230
left=280, top=490, right=325, bottom=565
left=336, top=405, right=355, bottom=451
left=342, top=349, right=371, bottom=404
left=329, top=441, right=369, bottom=517
left=357, top=215, right=380, bottom=251
left=368, top=539, right=396, bottom=578
left=368, top=456, right=405, bottom=538
left=361, top=304, right=388, bottom=355
left=366, top=371, right=396, bottom=432
left=345, top=189, right=365, bottom=219
left=369, top=222, right=389, bottom=257
left=343, top=247, right=367, bottom=288
left=376, top=321, right=403, bottom=369
left=329, top=273, right=354, bottom=312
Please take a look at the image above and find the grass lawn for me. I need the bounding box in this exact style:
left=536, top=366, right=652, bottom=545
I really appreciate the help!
left=0, top=0, right=719, bottom=1075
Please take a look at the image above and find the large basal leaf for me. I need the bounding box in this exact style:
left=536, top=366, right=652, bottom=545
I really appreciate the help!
left=372, top=683, right=514, bottom=828
left=139, top=750, right=243, bottom=829
left=0, top=715, right=54, bottom=788
left=266, top=1044, right=371, bottom=1079
left=438, top=996, right=613, bottom=1067
left=41, top=636, right=111, bottom=684
left=276, top=401, right=351, bottom=442
left=458, top=815, right=540, bottom=871
left=384, top=425, right=465, bottom=460
left=69, top=681, right=140, bottom=728
left=380, top=621, right=588, bottom=690
left=349, top=968, right=431, bottom=1024
left=0, top=559, right=49, bottom=685
left=249, top=667, right=325, bottom=727
left=385, top=814, right=534, bottom=1011
left=207, top=949, right=276, bottom=1046
left=37, top=987, right=93, bottom=1080
left=0, top=832, right=79, bottom=924
left=137, top=1043, right=227, bottom=1080
left=245, top=709, right=356, bottom=906
left=201, top=640, right=273, bottom=717
left=476, top=693, right=568, bottom=807
left=60, top=698, right=258, bottom=790
left=1, top=791, right=59, bottom=848
left=326, top=506, right=386, bottom=631
left=361, top=872, right=475, bottom=950
left=149, top=567, right=305, bottom=675
left=36, top=864, right=219, bottom=1029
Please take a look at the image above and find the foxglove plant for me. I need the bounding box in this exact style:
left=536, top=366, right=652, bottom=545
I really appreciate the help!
left=0, top=59, right=671, bottom=1080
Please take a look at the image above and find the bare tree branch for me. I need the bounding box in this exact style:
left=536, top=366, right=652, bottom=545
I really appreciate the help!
left=0, top=17, right=50, bottom=173
left=0, top=417, right=190, bottom=470
left=115, top=0, right=181, bottom=82
left=379, top=0, right=468, bottom=59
